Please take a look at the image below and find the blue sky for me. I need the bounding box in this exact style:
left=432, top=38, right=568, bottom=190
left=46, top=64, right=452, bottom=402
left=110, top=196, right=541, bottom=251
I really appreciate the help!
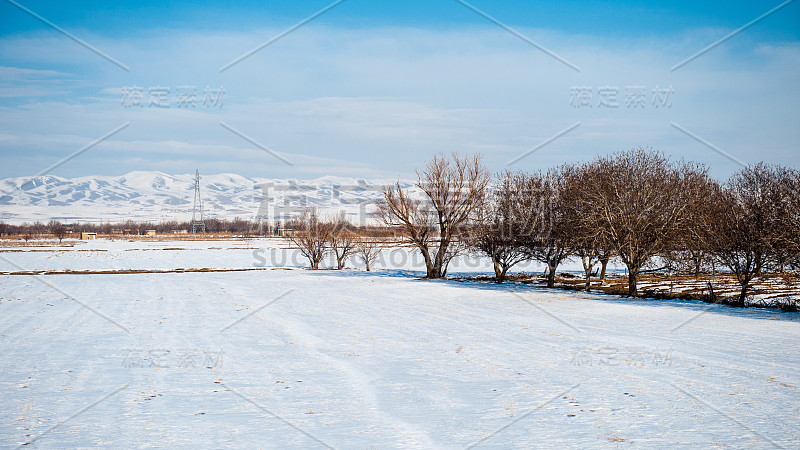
left=1, top=0, right=798, bottom=180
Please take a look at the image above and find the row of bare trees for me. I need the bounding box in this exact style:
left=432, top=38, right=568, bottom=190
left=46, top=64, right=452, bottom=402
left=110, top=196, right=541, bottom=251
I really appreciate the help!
left=286, top=210, right=383, bottom=271
left=704, top=164, right=800, bottom=304
left=0, top=218, right=265, bottom=238
left=377, top=149, right=800, bottom=304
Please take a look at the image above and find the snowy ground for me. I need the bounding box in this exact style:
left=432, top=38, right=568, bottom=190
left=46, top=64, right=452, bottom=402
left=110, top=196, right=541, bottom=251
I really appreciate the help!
left=0, top=237, right=566, bottom=274
left=1, top=239, right=798, bottom=448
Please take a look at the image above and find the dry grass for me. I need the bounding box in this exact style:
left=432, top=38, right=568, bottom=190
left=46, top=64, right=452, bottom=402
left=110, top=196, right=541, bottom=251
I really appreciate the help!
left=463, top=271, right=799, bottom=312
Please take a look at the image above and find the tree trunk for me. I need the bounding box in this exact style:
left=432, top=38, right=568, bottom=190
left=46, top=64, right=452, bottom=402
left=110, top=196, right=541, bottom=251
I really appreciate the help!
left=599, top=256, right=609, bottom=285
left=706, top=281, right=716, bottom=303
left=581, top=255, right=592, bottom=291
left=627, top=268, right=638, bottom=296
left=429, top=257, right=444, bottom=279
left=429, top=235, right=449, bottom=279
left=419, top=247, right=436, bottom=278
left=493, top=259, right=504, bottom=283
left=737, top=282, right=749, bottom=307
left=546, top=262, right=557, bottom=288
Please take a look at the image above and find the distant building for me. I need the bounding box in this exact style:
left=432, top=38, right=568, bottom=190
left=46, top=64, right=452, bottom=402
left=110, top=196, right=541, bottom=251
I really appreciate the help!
left=274, top=227, right=294, bottom=237
left=171, top=229, right=188, bottom=234
left=144, top=230, right=157, bottom=236
left=80, top=232, right=97, bottom=240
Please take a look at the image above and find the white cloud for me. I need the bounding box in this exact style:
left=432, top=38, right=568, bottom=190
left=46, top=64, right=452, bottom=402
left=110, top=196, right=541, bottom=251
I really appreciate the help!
left=0, top=24, right=797, bottom=180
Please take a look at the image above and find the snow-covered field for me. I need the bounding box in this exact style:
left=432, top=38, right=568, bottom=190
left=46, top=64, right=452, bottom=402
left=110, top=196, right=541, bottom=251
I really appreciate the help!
left=1, top=239, right=798, bottom=448
left=0, top=237, right=567, bottom=275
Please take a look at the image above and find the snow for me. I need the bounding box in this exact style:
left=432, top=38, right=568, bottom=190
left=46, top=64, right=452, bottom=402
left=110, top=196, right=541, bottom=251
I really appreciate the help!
left=0, top=171, right=413, bottom=225
left=0, top=238, right=563, bottom=274
left=1, top=240, right=798, bottom=448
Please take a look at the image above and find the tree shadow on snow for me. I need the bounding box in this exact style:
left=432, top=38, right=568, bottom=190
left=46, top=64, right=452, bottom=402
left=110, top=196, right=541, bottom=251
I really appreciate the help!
left=296, top=267, right=798, bottom=323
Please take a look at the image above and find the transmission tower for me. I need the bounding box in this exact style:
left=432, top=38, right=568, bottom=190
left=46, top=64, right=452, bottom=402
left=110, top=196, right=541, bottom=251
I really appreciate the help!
left=191, top=169, right=206, bottom=234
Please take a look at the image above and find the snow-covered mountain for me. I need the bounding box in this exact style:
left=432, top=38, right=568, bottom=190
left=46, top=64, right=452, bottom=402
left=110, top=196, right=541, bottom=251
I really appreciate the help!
left=0, top=171, right=417, bottom=225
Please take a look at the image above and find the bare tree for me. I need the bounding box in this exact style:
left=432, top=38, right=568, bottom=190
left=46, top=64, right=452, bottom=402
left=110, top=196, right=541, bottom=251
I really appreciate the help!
left=379, top=153, right=490, bottom=278
left=328, top=212, right=357, bottom=269
left=659, top=173, right=721, bottom=278
left=470, top=172, right=531, bottom=283
left=562, top=163, right=605, bottom=290
left=49, top=220, right=67, bottom=244
left=355, top=238, right=382, bottom=271
left=707, top=164, right=800, bottom=305
left=566, top=163, right=618, bottom=287
left=287, top=208, right=330, bottom=270
left=519, top=168, right=573, bottom=288
left=574, top=148, right=710, bottom=296
left=774, top=166, right=800, bottom=271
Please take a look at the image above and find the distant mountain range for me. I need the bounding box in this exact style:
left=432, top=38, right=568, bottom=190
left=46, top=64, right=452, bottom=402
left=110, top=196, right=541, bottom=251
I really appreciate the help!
left=0, top=171, right=418, bottom=225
